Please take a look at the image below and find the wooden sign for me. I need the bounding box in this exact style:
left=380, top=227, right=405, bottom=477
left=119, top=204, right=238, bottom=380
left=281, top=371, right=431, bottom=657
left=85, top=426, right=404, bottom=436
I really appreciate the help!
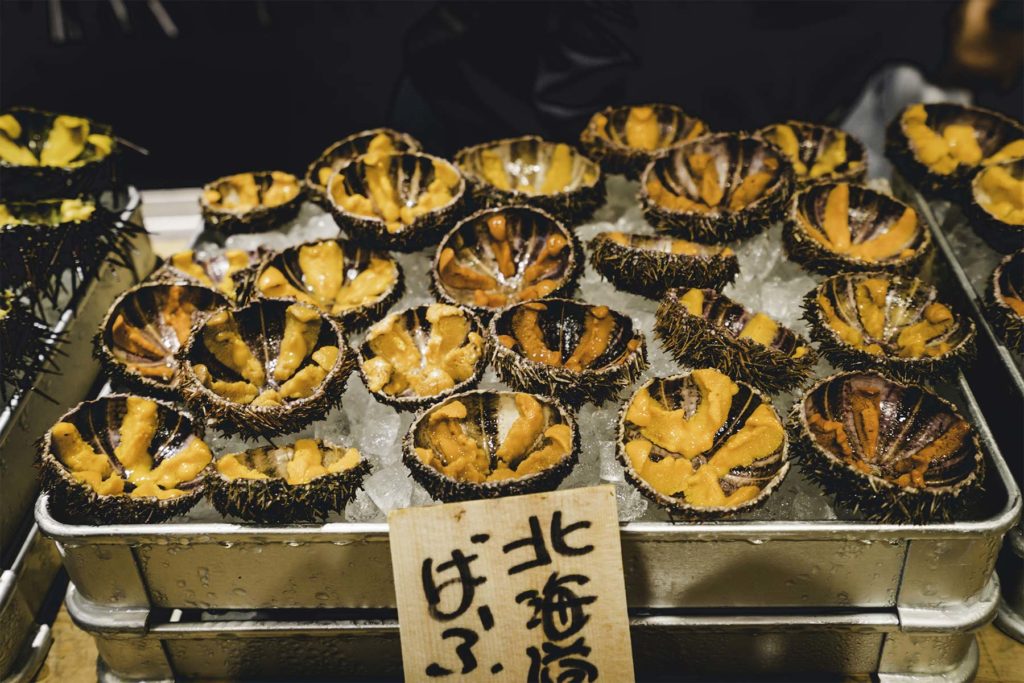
left=389, top=485, right=634, bottom=682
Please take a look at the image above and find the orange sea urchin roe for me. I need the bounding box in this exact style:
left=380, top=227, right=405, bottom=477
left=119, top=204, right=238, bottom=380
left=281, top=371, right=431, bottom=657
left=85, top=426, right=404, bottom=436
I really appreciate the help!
left=976, top=165, right=1024, bottom=225
left=204, top=172, right=299, bottom=212
left=501, top=302, right=636, bottom=371
left=802, top=184, right=919, bottom=262
left=902, top=104, right=994, bottom=175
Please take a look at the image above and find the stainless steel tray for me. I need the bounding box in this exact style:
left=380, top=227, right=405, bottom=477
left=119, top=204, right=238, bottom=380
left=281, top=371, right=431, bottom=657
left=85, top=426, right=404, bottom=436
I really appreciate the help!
left=0, top=189, right=154, bottom=558
left=0, top=524, right=65, bottom=681
left=68, top=580, right=996, bottom=683
left=995, top=526, right=1024, bottom=642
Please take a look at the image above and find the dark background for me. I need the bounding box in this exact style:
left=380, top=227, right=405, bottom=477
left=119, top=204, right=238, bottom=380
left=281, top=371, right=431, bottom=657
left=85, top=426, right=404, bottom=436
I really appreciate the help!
left=2, top=1, right=1021, bottom=189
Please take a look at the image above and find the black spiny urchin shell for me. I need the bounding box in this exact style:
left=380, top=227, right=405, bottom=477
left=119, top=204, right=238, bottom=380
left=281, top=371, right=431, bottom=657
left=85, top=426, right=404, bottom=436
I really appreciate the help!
left=654, top=287, right=816, bottom=395
left=358, top=303, right=489, bottom=412
left=986, top=249, right=1024, bottom=353
left=783, top=182, right=931, bottom=276
left=885, top=102, right=1024, bottom=202
left=0, top=107, right=119, bottom=200
left=95, top=282, right=230, bottom=400
left=757, top=121, right=867, bottom=187
left=804, top=271, right=975, bottom=382
left=253, top=237, right=404, bottom=332
left=640, top=132, right=794, bottom=243
left=454, top=135, right=606, bottom=226
left=304, top=128, right=422, bottom=209
left=579, top=104, right=710, bottom=180
left=789, top=371, right=985, bottom=524
left=588, top=231, right=738, bottom=297
left=207, top=440, right=372, bottom=523
left=177, top=300, right=355, bottom=439
left=431, top=206, right=584, bottom=319
left=200, top=171, right=304, bottom=234
left=965, top=158, right=1024, bottom=254
left=38, top=394, right=211, bottom=525
left=0, top=288, right=62, bottom=403
left=489, top=298, right=648, bottom=407
left=616, top=369, right=790, bottom=520
left=403, top=390, right=579, bottom=503
left=326, top=152, right=466, bottom=252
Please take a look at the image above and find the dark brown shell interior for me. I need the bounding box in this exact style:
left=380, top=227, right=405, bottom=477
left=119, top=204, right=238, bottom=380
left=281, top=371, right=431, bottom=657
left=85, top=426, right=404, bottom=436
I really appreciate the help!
left=456, top=137, right=601, bottom=195
left=683, top=288, right=805, bottom=357
left=994, top=250, right=1024, bottom=316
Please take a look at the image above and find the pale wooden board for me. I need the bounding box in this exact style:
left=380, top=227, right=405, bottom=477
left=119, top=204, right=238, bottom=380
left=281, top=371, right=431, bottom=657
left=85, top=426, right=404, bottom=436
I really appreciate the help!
left=389, top=485, right=634, bottom=682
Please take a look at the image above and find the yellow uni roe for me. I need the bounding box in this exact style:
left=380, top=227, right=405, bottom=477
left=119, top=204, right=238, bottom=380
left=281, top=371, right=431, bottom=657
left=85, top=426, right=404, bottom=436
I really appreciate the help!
left=976, top=165, right=1024, bottom=225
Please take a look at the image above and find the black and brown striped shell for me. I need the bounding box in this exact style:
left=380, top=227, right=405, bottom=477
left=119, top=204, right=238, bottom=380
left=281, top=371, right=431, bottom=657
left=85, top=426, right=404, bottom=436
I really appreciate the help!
left=804, top=272, right=975, bottom=381
left=431, top=206, right=583, bottom=318
left=655, top=288, right=816, bottom=394
left=579, top=104, right=710, bottom=180
left=588, top=231, right=739, bottom=297
left=96, top=283, right=230, bottom=399
left=966, top=157, right=1024, bottom=254
left=757, top=121, right=867, bottom=186
left=207, top=439, right=372, bottom=523
left=640, top=132, right=794, bottom=243
left=254, top=238, right=404, bottom=331
left=38, top=394, right=211, bottom=524
left=789, top=371, right=984, bottom=523
left=616, top=370, right=789, bottom=520
left=987, top=249, right=1024, bottom=353
left=177, top=300, right=355, bottom=439
left=454, top=135, right=606, bottom=225
left=326, top=151, right=465, bottom=252
left=200, top=170, right=305, bottom=234
left=885, top=102, right=1024, bottom=200
left=489, top=298, right=648, bottom=407
left=402, top=389, right=580, bottom=503
left=304, top=128, right=422, bottom=208
left=783, top=183, right=931, bottom=276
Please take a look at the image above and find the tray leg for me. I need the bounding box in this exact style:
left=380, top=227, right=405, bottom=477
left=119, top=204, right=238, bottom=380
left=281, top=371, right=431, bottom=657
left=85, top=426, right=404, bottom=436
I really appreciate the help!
left=0, top=624, right=53, bottom=683
left=877, top=637, right=979, bottom=683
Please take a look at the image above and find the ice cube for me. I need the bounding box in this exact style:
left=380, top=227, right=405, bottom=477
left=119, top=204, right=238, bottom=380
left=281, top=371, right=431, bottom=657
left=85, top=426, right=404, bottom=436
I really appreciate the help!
left=345, top=487, right=385, bottom=523
left=363, top=463, right=415, bottom=514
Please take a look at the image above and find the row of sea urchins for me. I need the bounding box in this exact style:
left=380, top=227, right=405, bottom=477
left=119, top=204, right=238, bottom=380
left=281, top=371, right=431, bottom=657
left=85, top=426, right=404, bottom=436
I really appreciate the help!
left=39, top=101, right=1020, bottom=527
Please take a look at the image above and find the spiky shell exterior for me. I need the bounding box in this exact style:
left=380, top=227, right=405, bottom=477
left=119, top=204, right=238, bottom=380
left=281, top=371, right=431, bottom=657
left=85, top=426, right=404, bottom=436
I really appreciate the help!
left=782, top=185, right=932, bottom=276
left=579, top=104, right=710, bottom=181
left=0, top=290, right=62, bottom=403
left=640, top=143, right=795, bottom=243
left=37, top=394, right=210, bottom=525
left=176, top=301, right=356, bottom=440
left=357, top=305, right=489, bottom=412
left=788, top=372, right=985, bottom=524
left=615, top=374, right=790, bottom=521
left=488, top=299, right=649, bottom=407
left=0, top=107, right=120, bottom=200
left=207, top=457, right=372, bottom=523
left=986, top=250, right=1024, bottom=353
left=654, top=288, right=816, bottom=395
left=304, top=128, right=422, bottom=209
left=326, top=152, right=467, bottom=252
left=402, top=390, right=580, bottom=503
left=588, top=232, right=739, bottom=297
left=965, top=159, right=1024, bottom=254
left=885, top=102, right=1024, bottom=202
left=454, top=135, right=606, bottom=226
left=755, top=121, right=868, bottom=187
left=802, top=275, right=976, bottom=383
left=200, top=171, right=305, bottom=235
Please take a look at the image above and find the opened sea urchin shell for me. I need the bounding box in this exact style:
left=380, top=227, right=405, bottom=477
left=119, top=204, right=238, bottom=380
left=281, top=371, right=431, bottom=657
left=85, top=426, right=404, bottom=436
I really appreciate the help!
left=987, top=249, right=1024, bottom=353
left=432, top=206, right=583, bottom=317
left=178, top=300, right=355, bottom=439
left=967, top=157, right=1024, bottom=254
left=39, top=394, right=213, bottom=524
left=96, top=283, right=230, bottom=399
left=327, top=151, right=465, bottom=251
left=655, top=287, right=816, bottom=394
left=208, top=439, right=371, bottom=523
left=640, top=132, right=793, bottom=243
left=404, top=389, right=579, bottom=502
left=617, top=368, right=789, bottom=520
left=305, top=128, right=422, bottom=208
left=255, top=238, right=403, bottom=331
left=490, top=298, right=648, bottom=406
left=758, top=121, right=867, bottom=186
left=201, top=171, right=304, bottom=234
left=579, top=104, right=709, bottom=180
left=455, top=135, right=605, bottom=225
left=358, top=303, right=488, bottom=411
left=885, top=102, right=1024, bottom=200
left=789, top=371, right=984, bottom=523
left=588, top=231, right=738, bottom=297
left=805, top=272, right=975, bottom=381
left=151, top=248, right=263, bottom=304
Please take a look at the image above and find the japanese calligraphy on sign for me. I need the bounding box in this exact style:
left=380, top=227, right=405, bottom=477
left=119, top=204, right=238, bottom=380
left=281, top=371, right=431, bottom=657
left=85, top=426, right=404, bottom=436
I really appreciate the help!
left=389, top=485, right=634, bottom=682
